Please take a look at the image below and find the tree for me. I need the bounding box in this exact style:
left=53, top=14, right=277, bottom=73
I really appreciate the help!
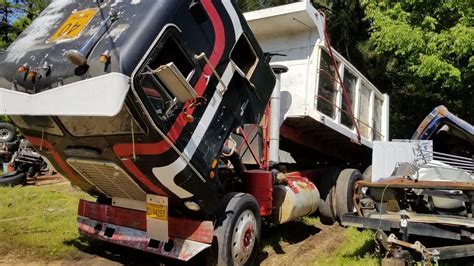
left=361, top=0, right=474, bottom=137
left=236, top=0, right=302, bottom=12
left=0, top=0, right=48, bottom=50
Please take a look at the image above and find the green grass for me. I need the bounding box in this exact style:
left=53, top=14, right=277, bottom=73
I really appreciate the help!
left=0, top=183, right=94, bottom=259
left=0, top=184, right=380, bottom=264
left=313, top=227, right=379, bottom=266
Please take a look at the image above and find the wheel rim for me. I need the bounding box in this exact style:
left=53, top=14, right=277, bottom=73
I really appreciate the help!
left=231, top=209, right=257, bottom=265
left=0, top=129, right=11, bottom=141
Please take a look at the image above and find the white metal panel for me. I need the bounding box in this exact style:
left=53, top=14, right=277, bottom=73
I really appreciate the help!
left=244, top=1, right=324, bottom=40
left=245, top=2, right=390, bottom=148
left=372, top=140, right=433, bottom=182
left=0, top=72, right=129, bottom=116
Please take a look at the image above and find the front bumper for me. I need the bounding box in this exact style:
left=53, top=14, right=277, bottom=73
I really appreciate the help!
left=77, top=200, right=214, bottom=261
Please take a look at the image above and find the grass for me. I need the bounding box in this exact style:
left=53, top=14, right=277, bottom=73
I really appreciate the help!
left=0, top=183, right=380, bottom=264
left=313, top=227, right=379, bottom=266
left=0, top=183, right=94, bottom=259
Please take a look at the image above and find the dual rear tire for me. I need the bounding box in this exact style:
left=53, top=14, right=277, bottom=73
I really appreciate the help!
left=318, top=168, right=362, bottom=224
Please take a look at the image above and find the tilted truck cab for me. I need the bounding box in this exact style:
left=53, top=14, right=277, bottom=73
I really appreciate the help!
left=0, top=0, right=275, bottom=215
left=0, top=0, right=276, bottom=262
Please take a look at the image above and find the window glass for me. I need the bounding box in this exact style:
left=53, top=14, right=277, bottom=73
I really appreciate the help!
left=58, top=107, right=143, bottom=137
left=374, top=97, right=384, bottom=140
left=341, top=68, right=357, bottom=128
left=358, top=83, right=371, bottom=138
left=136, top=32, right=194, bottom=120
left=10, top=116, right=63, bottom=136
left=148, top=37, right=194, bottom=79
left=230, top=34, right=258, bottom=78
left=317, top=50, right=338, bottom=118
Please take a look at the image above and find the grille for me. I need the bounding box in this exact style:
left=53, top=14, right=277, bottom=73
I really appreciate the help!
left=67, top=158, right=146, bottom=201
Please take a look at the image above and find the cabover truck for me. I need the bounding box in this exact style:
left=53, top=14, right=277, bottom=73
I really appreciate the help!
left=0, top=0, right=388, bottom=264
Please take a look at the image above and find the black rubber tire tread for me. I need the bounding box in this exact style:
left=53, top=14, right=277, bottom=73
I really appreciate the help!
left=316, top=168, right=339, bottom=225
left=0, top=171, right=26, bottom=187
left=213, top=193, right=261, bottom=266
left=335, top=168, right=362, bottom=219
left=362, top=165, right=372, bottom=182
left=0, top=122, right=16, bottom=143
left=319, top=186, right=337, bottom=225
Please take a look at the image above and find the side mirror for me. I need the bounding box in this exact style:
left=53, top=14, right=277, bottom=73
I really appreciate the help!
left=154, top=62, right=197, bottom=103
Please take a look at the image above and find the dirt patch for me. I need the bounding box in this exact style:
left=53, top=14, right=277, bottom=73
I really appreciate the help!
left=259, top=220, right=346, bottom=266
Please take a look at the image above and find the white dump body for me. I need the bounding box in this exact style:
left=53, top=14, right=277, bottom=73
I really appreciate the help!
left=244, top=1, right=389, bottom=149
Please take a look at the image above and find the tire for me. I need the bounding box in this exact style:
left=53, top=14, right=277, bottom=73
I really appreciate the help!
left=0, top=122, right=16, bottom=143
left=362, top=165, right=372, bottom=182
left=319, top=186, right=337, bottom=225
left=0, top=171, right=26, bottom=187
left=317, top=168, right=339, bottom=225
left=213, top=193, right=261, bottom=266
left=335, top=169, right=362, bottom=219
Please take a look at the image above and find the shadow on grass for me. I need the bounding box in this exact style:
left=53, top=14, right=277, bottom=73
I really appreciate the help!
left=258, top=219, right=322, bottom=263
left=63, top=236, right=192, bottom=265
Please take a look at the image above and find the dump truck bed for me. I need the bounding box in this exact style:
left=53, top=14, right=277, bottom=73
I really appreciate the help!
left=244, top=2, right=389, bottom=165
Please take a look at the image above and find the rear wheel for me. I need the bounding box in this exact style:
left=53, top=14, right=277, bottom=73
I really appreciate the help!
left=319, top=186, right=337, bottom=225
left=317, top=168, right=339, bottom=225
left=214, top=193, right=261, bottom=266
left=362, top=165, right=372, bottom=182
left=335, top=169, right=362, bottom=219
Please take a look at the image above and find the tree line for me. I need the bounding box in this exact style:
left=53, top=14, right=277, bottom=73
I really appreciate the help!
left=1, top=0, right=472, bottom=138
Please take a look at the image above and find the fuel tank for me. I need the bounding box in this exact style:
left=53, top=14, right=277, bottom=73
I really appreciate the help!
left=271, top=179, right=320, bottom=224
left=0, top=0, right=276, bottom=216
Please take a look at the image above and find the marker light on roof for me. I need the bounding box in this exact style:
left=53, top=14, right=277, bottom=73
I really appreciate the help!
left=99, top=50, right=110, bottom=64
left=17, top=63, right=29, bottom=73
left=27, top=70, right=37, bottom=81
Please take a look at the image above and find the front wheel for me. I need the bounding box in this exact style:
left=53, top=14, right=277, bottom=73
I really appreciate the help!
left=214, top=193, right=261, bottom=266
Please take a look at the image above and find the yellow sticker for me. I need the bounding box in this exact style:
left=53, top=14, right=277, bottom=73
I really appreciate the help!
left=48, top=8, right=98, bottom=42
left=146, top=203, right=168, bottom=221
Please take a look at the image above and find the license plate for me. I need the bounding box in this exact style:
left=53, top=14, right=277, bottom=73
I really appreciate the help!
left=146, top=203, right=168, bottom=221
left=48, top=8, right=98, bottom=42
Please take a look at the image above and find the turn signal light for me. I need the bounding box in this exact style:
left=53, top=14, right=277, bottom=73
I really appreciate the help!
left=184, top=113, right=194, bottom=123
left=211, top=159, right=218, bottom=169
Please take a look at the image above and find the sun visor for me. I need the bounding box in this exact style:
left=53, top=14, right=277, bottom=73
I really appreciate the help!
left=0, top=73, right=129, bottom=117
